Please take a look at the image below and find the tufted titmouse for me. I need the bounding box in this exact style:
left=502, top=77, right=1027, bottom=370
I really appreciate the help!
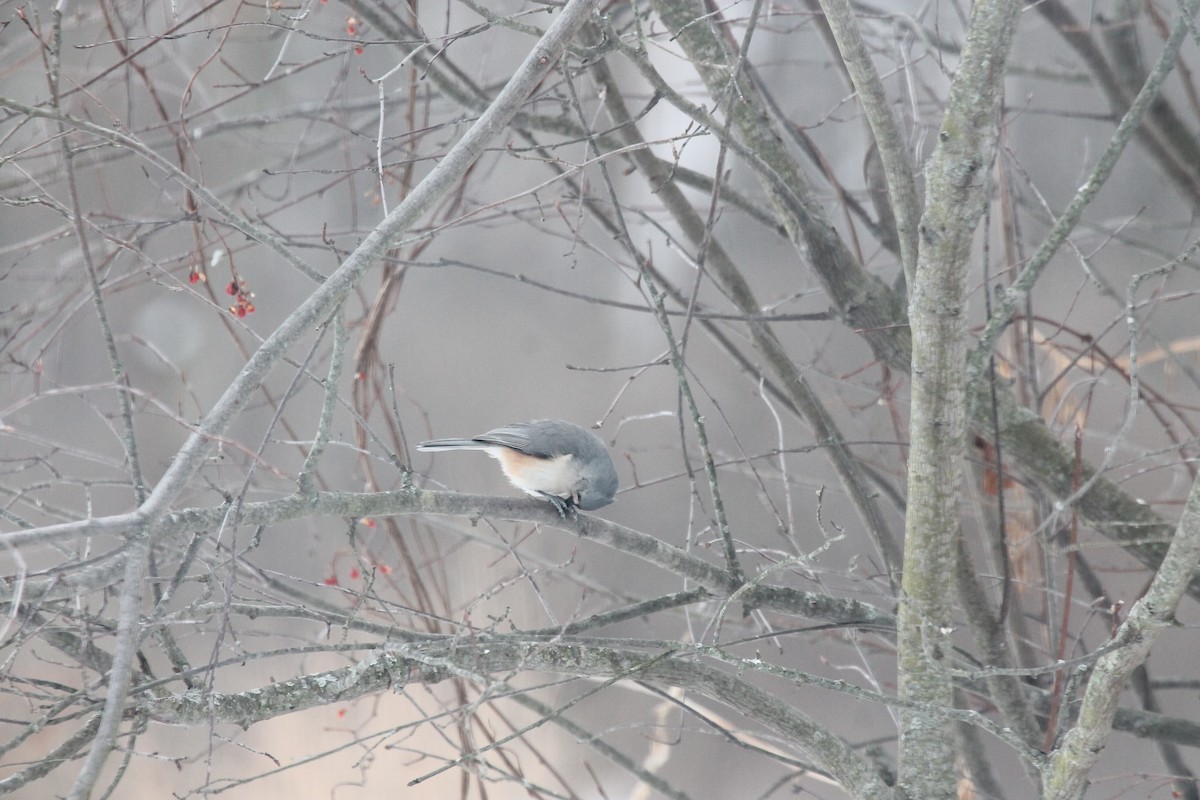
left=417, top=419, right=618, bottom=516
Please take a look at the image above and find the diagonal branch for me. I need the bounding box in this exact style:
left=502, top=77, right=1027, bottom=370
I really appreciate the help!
left=1043, top=469, right=1200, bottom=799
left=16, top=2, right=603, bottom=793
left=816, top=0, right=921, bottom=287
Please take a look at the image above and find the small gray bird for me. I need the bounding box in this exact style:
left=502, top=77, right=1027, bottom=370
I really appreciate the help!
left=417, top=419, right=618, bottom=516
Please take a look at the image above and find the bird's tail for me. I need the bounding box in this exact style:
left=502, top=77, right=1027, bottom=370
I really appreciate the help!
left=416, top=438, right=489, bottom=451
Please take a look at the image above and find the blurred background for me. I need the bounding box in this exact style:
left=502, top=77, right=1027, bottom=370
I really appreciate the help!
left=2, top=1, right=1199, bottom=797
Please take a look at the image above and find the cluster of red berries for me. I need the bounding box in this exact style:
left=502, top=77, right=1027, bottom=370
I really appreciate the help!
left=323, top=522, right=390, bottom=586
left=225, top=279, right=256, bottom=318
left=346, top=16, right=364, bottom=54
left=186, top=269, right=257, bottom=318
